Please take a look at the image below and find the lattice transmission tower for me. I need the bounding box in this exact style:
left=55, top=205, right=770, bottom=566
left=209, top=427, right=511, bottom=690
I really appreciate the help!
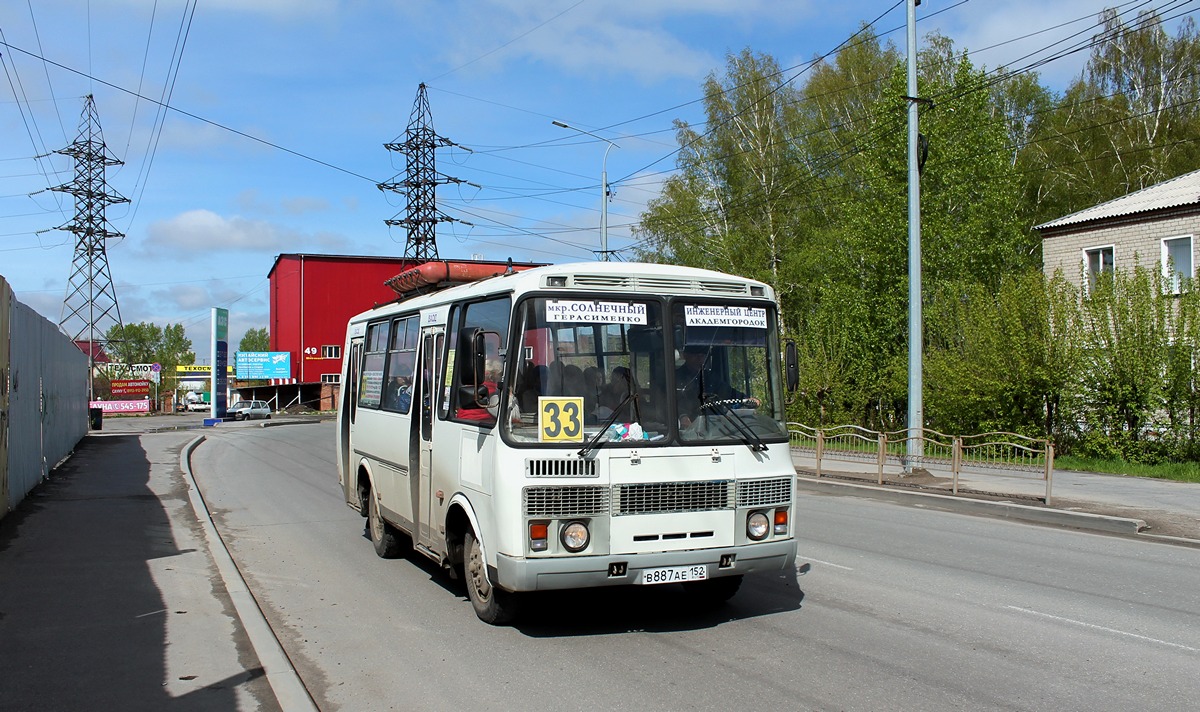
left=378, top=83, right=473, bottom=261
left=52, top=94, right=128, bottom=396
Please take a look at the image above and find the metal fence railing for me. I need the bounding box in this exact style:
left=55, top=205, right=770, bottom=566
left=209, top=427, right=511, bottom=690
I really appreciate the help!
left=788, top=423, right=1056, bottom=504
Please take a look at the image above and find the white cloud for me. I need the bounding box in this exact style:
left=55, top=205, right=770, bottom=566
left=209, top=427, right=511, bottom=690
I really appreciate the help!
left=282, top=196, right=331, bottom=214
left=142, top=209, right=348, bottom=253
left=441, top=0, right=815, bottom=84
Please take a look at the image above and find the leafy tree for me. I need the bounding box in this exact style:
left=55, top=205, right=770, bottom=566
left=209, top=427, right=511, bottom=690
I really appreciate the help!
left=1025, top=8, right=1200, bottom=225
left=239, top=327, right=269, bottom=353
left=637, top=49, right=813, bottom=327
left=103, top=321, right=195, bottom=397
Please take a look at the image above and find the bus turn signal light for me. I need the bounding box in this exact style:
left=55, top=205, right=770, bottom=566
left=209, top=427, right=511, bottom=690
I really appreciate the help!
left=774, top=509, right=789, bottom=535
left=530, top=521, right=549, bottom=551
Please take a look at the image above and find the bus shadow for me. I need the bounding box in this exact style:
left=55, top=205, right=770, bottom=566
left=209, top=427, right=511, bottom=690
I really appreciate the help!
left=513, top=566, right=808, bottom=637
left=368, top=530, right=810, bottom=635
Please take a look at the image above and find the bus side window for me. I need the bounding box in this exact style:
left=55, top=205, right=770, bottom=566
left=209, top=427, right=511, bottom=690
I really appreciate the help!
left=448, top=297, right=511, bottom=427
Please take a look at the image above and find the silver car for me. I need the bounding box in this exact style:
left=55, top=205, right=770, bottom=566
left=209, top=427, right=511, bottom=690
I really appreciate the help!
left=227, top=400, right=272, bottom=421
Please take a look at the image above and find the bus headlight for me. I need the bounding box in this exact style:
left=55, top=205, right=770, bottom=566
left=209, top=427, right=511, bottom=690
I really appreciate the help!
left=747, top=512, right=770, bottom=541
left=560, top=521, right=590, bottom=552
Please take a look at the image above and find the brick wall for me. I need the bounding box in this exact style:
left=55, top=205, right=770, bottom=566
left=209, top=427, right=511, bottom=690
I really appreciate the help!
left=1041, top=210, right=1200, bottom=289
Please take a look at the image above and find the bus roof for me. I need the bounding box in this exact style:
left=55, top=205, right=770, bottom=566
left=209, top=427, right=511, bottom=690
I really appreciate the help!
left=346, top=261, right=775, bottom=326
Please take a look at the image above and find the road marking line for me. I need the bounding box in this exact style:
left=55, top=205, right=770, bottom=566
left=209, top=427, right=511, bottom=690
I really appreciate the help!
left=1007, top=606, right=1200, bottom=653
left=800, top=557, right=853, bottom=571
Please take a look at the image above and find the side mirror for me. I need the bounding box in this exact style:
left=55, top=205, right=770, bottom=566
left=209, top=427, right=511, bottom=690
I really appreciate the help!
left=785, top=340, right=799, bottom=393
left=470, top=329, right=502, bottom=406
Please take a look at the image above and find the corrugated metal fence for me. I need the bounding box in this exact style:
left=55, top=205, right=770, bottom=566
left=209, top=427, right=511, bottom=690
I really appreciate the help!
left=1, top=275, right=88, bottom=519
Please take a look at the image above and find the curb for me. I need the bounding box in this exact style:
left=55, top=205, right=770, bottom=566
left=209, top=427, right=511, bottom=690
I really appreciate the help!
left=179, top=436, right=319, bottom=712
left=795, top=475, right=1149, bottom=536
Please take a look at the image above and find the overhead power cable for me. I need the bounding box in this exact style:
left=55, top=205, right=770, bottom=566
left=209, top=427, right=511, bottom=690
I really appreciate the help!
left=0, top=37, right=381, bottom=185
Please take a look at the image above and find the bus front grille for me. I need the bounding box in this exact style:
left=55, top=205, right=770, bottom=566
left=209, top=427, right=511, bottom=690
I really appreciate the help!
left=526, top=458, right=598, bottom=478
left=736, top=477, right=793, bottom=507
left=523, top=485, right=610, bottom=517
left=613, top=480, right=734, bottom=516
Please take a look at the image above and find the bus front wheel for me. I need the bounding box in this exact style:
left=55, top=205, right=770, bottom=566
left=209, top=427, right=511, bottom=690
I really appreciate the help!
left=464, top=529, right=519, bottom=625
left=368, top=491, right=408, bottom=559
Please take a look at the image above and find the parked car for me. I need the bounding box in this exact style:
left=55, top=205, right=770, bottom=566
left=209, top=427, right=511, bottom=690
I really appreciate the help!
left=187, top=400, right=209, bottom=412
left=227, top=400, right=272, bottom=421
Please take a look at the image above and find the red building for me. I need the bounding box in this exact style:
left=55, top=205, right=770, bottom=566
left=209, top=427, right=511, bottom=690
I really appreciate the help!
left=268, top=253, right=417, bottom=386
left=263, top=254, right=541, bottom=411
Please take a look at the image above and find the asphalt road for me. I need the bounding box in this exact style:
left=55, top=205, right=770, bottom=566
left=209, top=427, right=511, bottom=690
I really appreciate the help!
left=190, top=421, right=1200, bottom=712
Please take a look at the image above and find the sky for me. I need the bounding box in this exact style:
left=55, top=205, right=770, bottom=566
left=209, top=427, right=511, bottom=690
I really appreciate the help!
left=2, top=0, right=1193, bottom=361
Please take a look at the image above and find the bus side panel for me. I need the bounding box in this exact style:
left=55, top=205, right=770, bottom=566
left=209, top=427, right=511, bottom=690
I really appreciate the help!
left=355, top=409, right=417, bottom=532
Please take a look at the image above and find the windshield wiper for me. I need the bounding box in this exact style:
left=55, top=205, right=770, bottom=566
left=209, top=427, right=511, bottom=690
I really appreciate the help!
left=700, top=397, right=768, bottom=452
left=578, top=389, right=637, bottom=458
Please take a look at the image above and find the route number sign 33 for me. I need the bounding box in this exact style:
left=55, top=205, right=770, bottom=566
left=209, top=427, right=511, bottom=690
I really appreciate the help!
left=538, top=397, right=584, bottom=442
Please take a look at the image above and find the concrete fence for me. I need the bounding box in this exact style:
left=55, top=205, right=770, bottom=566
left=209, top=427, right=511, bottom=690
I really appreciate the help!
left=788, top=423, right=1056, bottom=504
left=1, top=275, right=88, bottom=519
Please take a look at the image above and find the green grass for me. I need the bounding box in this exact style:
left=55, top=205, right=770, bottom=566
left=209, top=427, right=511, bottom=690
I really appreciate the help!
left=1055, top=455, right=1200, bottom=483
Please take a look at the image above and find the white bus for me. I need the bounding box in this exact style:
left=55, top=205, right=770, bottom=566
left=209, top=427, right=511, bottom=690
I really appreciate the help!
left=336, top=260, right=798, bottom=624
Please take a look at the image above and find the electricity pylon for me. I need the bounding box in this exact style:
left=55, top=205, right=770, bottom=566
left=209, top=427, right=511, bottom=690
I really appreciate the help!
left=378, top=83, right=473, bottom=261
left=52, top=94, right=128, bottom=400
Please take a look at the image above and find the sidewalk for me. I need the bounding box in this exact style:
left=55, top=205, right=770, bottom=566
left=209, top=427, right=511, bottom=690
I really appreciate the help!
left=792, top=451, right=1200, bottom=542
left=0, top=420, right=279, bottom=711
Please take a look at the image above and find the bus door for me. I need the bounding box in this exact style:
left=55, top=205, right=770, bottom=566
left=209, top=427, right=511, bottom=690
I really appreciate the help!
left=416, top=328, right=444, bottom=548
left=339, top=337, right=364, bottom=510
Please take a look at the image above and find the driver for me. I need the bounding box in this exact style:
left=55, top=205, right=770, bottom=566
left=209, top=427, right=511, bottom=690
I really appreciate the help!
left=675, top=345, right=759, bottom=429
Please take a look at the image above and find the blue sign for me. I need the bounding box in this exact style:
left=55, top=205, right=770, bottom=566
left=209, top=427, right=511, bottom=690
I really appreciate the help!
left=235, top=351, right=292, bottom=379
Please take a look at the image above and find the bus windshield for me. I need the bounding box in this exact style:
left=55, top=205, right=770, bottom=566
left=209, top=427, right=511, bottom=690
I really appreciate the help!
left=503, top=296, right=786, bottom=447
left=505, top=297, right=671, bottom=444
left=670, top=302, right=787, bottom=443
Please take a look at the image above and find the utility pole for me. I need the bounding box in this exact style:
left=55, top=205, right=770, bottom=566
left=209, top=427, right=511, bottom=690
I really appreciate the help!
left=552, top=120, right=619, bottom=261
left=378, top=83, right=474, bottom=261
left=53, top=94, right=128, bottom=402
left=904, top=0, right=925, bottom=469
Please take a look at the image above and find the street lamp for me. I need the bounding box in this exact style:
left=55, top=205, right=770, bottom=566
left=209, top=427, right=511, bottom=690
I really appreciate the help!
left=552, top=120, right=619, bottom=261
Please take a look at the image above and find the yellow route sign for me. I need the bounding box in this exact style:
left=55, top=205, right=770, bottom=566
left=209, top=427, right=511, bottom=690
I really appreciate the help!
left=538, top=397, right=584, bottom=442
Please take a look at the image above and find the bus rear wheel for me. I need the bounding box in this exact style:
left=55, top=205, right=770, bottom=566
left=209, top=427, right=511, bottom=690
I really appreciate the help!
left=464, top=529, right=519, bottom=625
left=368, top=491, right=408, bottom=559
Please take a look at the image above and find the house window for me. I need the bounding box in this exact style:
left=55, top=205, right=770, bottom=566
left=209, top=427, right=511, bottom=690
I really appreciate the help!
left=321, top=374, right=340, bottom=384
left=1084, top=246, right=1114, bottom=291
left=1162, top=235, right=1193, bottom=294
left=322, top=345, right=341, bottom=359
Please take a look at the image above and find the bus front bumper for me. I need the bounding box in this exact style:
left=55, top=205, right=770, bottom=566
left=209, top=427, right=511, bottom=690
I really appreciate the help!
left=494, top=538, right=797, bottom=592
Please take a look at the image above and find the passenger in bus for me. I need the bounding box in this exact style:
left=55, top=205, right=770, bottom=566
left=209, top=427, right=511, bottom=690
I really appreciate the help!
left=562, top=364, right=586, bottom=398
left=384, top=375, right=412, bottom=413
left=514, top=361, right=541, bottom=413
left=596, top=366, right=634, bottom=421
left=583, top=366, right=604, bottom=418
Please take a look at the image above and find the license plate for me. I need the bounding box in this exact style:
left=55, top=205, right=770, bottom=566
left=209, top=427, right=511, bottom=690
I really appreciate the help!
left=638, top=565, right=708, bottom=585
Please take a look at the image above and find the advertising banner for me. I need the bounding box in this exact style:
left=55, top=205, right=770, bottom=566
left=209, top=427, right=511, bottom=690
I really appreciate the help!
left=175, top=364, right=233, bottom=379
left=110, top=379, right=152, bottom=397
left=235, top=351, right=292, bottom=379
left=89, top=400, right=151, bottom=414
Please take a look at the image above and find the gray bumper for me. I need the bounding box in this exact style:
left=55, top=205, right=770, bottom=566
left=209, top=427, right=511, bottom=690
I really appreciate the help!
left=494, top=538, right=797, bottom=592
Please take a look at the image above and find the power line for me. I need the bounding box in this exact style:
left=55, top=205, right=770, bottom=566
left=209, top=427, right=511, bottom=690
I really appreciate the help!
left=0, top=36, right=381, bottom=184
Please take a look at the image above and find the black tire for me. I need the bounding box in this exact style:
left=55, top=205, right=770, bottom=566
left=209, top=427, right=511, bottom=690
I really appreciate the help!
left=367, top=490, right=408, bottom=558
left=464, top=529, right=519, bottom=625
left=682, top=574, right=743, bottom=605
